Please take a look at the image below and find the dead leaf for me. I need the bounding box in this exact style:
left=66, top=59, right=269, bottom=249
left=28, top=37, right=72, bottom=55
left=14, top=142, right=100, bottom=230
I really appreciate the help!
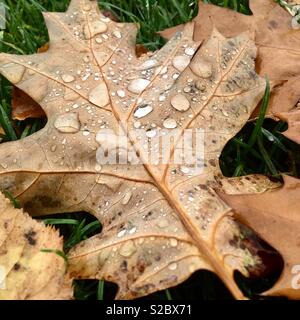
left=276, top=107, right=300, bottom=144
left=0, top=0, right=279, bottom=300
left=0, top=192, right=72, bottom=300
left=218, top=175, right=300, bottom=299
left=12, top=87, right=46, bottom=120
left=161, top=0, right=300, bottom=117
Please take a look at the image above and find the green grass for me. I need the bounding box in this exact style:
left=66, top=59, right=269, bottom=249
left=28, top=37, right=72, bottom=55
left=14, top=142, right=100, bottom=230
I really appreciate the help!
left=0, top=0, right=299, bottom=300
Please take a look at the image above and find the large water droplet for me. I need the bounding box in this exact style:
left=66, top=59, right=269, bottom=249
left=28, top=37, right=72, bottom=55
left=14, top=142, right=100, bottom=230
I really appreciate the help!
left=138, top=59, right=160, bottom=70
left=84, top=21, right=108, bottom=39
left=190, top=59, right=212, bottom=78
left=89, top=82, right=110, bottom=108
left=119, top=240, right=137, bottom=258
left=170, top=238, right=178, bottom=247
left=133, top=105, right=153, bottom=118
left=54, top=113, right=81, bottom=133
left=122, top=191, right=132, bottom=205
left=168, top=262, right=178, bottom=271
left=62, top=74, right=75, bottom=83
left=128, top=79, right=150, bottom=94
left=172, top=55, right=190, bottom=72
left=171, top=94, right=190, bottom=112
left=163, top=118, right=177, bottom=129
left=0, top=63, right=25, bottom=84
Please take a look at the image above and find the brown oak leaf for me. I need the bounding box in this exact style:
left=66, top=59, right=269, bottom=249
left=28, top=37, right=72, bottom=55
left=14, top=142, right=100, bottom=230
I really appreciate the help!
left=0, top=0, right=280, bottom=299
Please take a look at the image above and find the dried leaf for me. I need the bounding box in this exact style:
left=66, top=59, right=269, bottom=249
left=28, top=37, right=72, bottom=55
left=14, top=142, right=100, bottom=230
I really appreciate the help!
left=12, top=87, right=46, bottom=120
left=219, top=175, right=300, bottom=299
left=0, top=192, right=72, bottom=300
left=0, top=0, right=276, bottom=299
left=161, top=0, right=300, bottom=116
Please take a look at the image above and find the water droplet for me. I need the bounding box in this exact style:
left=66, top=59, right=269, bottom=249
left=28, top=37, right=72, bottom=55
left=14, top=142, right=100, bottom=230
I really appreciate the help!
left=185, top=86, right=192, bottom=94
left=89, top=82, right=110, bottom=108
left=159, top=95, right=166, bottom=102
left=84, top=21, right=108, bottom=39
left=172, top=55, right=190, bottom=72
left=122, top=191, right=132, bottom=205
left=117, top=89, right=126, bottom=98
left=133, top=121, right=141, bottom=129
left=157, top=219, right=169, bottom=228
left=62, top=74, right=75, bottom=83
left=51, top=145, right=57, bottom=152
left=180, top=166, right=190, bottom=174
left=185, top=47, right=195, bottom=56
left=95, top=164, right=102, bottom=172
left=190, top=59, right=212, bottom=78
left=146, top=129, right=157, bottom=138
left=171, top=94, right=190, bottom=112
left=54, top=113, right=81, bottom=133
left=133, top=105, right=153, bottom=118
left=113, top=30, right=122, bottom=38
left=0, top=63, right=25, bottom=84
left=83, top=130, right=90, bottom=136
left=119, top=240, right=137, bottom=258
left=128, top=79, right=150, bottom=94
left=170, top=238, right=178, bottom=247
left=138, top=59, right=159, bottom=70
left=128, top=226, right=137, bottom=234
left=163, top=118, right=177, bottom=129
left=117, top=229, right=127, bottom=238
left=168, top=262, right=178, bottom=271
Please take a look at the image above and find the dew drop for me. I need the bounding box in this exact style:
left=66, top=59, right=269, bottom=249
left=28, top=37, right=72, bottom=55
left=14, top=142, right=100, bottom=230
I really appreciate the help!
left=138, top=59, right=160, bottom=70
left=0, top=63, right=26, bottom=84
left=180, top=166, right=190, bottom=174
left=89, top=82, right=110, bottom=108
left=133, top=105, right=153, bottom=118
left=157, top=219, right=169, bottom=228
left=172, top=55, right=190, bottom=72
left=171, top=94, right=190, bottom=112
left=170, top=238, right=178, bottom=247
left=61, top=74, right=75, bottom=83
left=113, top=30, right=122, bottom=39
left=117, top=89, right=126, bottom=98
left=54, top=113, right=81, bottom=133
left=146, top=129, right=157, bottom=138
left=122, top=191, right=132, bottom=205
left=128, top=79, right=150, bottom=94
left=163, top=118, right=177, bottom=129
left=168, top=262, right=178, bottom=271
left=95, top=164, right=102, bottom=172
left=119, top=240, right=137, bottom=258
left=128, top=226, right=137, bottom=234
left=117, top=229, right=127, bottom=238
left=84, top=21, right=108, bottom=39
left=185, top=47, right=196, bottom=56
left=190, top=59, right=212, bottom=78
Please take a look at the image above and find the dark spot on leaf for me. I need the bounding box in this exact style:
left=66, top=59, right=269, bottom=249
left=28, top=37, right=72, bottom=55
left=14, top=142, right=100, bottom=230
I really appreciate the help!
left=24, top=229, right=37, bottom=246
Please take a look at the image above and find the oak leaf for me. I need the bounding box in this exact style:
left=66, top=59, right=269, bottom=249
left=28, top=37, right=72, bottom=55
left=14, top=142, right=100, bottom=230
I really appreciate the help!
left=0, top=0, right=277, bottom=299
left=161, top=0, right=300, bottom=117
left=0, top=192, right=72, bottom=300
left=219, top=175, right=300, bottom=299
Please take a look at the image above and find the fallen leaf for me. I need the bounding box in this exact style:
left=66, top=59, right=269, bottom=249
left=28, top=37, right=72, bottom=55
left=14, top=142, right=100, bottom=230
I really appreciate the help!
left=161, top=0, right=300, bottom=117
left=12, top=87, right=46, bottom=120
left=0, top=192, right=72, bottom=300
left=0, top=0, right=279, bottom=299
left=218, top=175, right=300, bottom=299
left=276, top=107, right=300, bottom=144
